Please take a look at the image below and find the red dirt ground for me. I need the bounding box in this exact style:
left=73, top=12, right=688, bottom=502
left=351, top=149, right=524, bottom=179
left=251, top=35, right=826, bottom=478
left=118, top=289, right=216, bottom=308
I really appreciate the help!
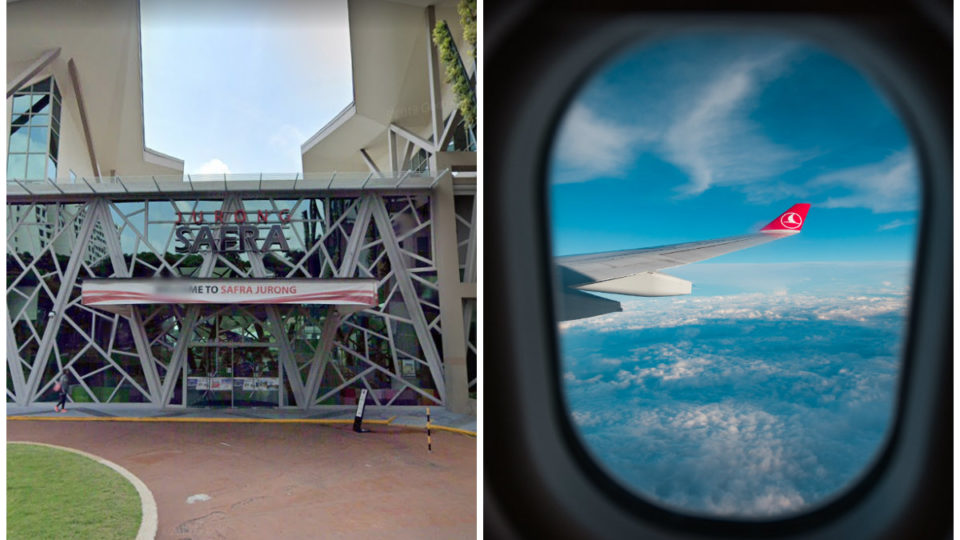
left=8, top=420, right=476, bottom=539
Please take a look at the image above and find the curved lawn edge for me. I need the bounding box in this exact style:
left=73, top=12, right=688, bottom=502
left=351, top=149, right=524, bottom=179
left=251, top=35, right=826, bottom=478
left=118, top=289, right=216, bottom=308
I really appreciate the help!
left=9, top=441, right=158, bottom=540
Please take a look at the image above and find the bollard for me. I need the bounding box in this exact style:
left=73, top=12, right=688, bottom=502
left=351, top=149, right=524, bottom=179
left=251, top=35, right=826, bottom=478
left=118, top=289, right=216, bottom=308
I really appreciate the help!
left=353, top=388, right=369, bottom=433
left=426, top=407, right=432, bottom=452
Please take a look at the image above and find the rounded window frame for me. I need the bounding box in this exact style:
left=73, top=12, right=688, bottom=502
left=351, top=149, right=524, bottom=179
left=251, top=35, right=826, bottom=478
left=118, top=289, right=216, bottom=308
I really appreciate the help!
left=486, top=9, right=950, bottom=539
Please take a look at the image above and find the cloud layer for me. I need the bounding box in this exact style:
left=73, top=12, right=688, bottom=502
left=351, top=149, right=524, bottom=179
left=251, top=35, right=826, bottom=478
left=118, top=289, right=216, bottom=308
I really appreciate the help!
left=560, top=292, right=905, bottom=516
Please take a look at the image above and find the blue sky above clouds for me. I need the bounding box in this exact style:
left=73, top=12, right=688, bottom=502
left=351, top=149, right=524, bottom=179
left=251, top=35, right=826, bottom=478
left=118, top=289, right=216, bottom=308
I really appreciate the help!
left=550, top=34, right=918, bottom=265
left=548, top=34, right=917, bottom=517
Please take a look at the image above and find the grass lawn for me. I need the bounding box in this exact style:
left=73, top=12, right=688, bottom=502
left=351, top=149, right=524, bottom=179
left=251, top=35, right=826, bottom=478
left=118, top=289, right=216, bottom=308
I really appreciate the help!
left=7, top=443, right=141, bottom=540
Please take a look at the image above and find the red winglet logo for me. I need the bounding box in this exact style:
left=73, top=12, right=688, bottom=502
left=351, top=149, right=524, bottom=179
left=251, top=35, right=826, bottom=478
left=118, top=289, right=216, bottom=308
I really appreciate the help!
left=760, top=203, right=811, bottom=232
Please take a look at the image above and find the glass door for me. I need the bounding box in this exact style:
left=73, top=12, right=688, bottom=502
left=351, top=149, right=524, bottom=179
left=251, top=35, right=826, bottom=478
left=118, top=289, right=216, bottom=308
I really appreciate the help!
left=186, top=345, right=234, bottom=407
left=231, top=347, right=280, bottom=407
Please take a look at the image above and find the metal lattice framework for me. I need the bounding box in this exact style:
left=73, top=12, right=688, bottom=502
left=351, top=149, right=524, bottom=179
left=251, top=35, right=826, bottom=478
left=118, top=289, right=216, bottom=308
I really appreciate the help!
left=454, top=194, right=477, bottom=393
left=7, top=190, right=461, bottom=408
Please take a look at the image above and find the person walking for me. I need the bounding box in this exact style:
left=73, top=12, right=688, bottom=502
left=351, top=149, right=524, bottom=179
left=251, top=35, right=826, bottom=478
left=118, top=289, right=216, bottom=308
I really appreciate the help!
left=54, top=372, right=69, bottom=413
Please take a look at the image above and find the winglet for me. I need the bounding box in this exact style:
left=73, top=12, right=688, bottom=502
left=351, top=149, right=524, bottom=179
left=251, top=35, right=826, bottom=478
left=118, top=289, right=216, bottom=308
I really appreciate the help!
left=760, top=203, right=811, bottom=233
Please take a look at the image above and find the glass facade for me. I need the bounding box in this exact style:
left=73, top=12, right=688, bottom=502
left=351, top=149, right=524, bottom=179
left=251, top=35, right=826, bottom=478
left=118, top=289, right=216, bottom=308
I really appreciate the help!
left=8, top=77, right=61, bottom=181
left=7, top=192, right=453, bottom=408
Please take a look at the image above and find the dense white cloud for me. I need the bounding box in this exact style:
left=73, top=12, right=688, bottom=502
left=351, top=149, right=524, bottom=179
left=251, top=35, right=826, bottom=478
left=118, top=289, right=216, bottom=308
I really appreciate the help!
left=193, top=158, right=231, bottom=175
left=560, top=292, right=908, bottom=333
left=560, top=291, right=904, bottom=517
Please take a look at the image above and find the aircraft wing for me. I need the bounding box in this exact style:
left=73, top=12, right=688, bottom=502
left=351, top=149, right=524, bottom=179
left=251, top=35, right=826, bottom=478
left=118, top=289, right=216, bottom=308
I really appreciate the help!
left=555, top=203, right=810, bottom=319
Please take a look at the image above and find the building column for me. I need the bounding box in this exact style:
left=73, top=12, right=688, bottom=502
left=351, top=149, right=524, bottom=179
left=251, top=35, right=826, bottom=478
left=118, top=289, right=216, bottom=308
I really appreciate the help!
left=430, top=167, right=470, bottom=413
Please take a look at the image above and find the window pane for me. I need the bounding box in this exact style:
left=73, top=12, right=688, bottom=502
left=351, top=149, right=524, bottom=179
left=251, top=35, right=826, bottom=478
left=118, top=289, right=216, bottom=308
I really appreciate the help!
left=28, top=127, right=48, bottom=153
left=26, top=154, right=46, bottom=179
left=47, top=157, right=56, bottom=180
left=9, top=129, right=28, bottom=153
left=32, top=94, right=50, bottom=115
left=7, top=154, right=26, bottom=180
left=33, top=78, right=50, bottom=92
left=29, top=114, right=49, bottom=127
left=52, top=97, right=61, bottom=122
left=11, top=115, right=28, bottom=132
left=49, top=131, right=59, bottom=159
left=12, top=95, right=31, bottom=114
left=549, top=33, right=916, bottom=518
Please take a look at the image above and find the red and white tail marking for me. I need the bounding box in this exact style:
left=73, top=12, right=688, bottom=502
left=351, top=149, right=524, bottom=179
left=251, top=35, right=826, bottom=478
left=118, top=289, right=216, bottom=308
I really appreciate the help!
left=760, top=203, right=811, bottom=233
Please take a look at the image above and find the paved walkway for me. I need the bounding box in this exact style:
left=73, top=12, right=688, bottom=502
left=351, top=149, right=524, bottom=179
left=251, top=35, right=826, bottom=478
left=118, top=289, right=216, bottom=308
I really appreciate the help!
left=8, top=416, right=476, bottom=539
left=7, top=403, right=477, bottom=434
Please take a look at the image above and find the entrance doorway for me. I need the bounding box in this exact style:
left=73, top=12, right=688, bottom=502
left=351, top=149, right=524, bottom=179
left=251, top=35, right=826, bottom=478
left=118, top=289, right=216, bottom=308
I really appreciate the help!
left=186, top=345, right=281, bottom=407
left=184, top=305, right=284, bottom=408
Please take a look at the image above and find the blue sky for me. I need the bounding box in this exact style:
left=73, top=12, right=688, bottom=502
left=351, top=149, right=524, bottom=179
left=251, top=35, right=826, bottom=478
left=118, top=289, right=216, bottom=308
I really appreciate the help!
left=140, top=0, right=352, bottom=175
left=549, top=34, right=916, bottom=517
left=549, top=34, right=919, bottom=278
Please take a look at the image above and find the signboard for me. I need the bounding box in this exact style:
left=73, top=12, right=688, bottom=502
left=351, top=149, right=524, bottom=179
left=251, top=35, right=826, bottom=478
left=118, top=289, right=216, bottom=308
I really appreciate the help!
left=188, top=377, right=280, bottom=392
left=82, top=278, right=377, bottom=311
left=174, top=208, right=293, bottom=254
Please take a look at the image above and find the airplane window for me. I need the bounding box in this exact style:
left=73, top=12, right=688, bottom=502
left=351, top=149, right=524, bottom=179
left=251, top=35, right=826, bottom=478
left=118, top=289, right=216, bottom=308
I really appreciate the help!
left=548, top=33, right=918, bottom=518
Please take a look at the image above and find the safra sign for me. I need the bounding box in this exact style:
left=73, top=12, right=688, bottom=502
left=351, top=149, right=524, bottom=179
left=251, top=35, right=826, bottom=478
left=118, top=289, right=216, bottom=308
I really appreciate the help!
left=174, top=208, right=291, bottom=254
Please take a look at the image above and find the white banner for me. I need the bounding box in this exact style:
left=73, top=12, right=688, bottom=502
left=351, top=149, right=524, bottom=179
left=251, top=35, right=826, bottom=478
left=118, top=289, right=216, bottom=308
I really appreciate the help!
left=82, top=278, right=377, bottom=309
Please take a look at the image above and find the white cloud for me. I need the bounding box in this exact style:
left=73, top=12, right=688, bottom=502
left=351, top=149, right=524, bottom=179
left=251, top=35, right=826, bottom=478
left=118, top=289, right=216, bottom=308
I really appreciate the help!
left=193, top=158, right=231, bottom=175
left=560, top=291, right=908, bottom=334
left=662, top=49, right=804, bottom=196
left=877, top=218, right=916, bottom=232
left=808, top=151, right=918, bottom=213
left=553, top=104, right=655, bottom=183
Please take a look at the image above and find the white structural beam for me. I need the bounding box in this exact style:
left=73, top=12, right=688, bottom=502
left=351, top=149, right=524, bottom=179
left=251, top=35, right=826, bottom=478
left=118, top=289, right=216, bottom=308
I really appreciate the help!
left=370, top=197, right=446, bottom=402
left=158, top=308, right=200, bottom=406
left=159, top=229, right=220, bottom=407
left=303, top=310, right=343, bottom=407
left=359, top=148, right=384, bottom=177
left=24, top=200, right=103, bottom=403
left=430, top=168, right=470, bottom=413
left=67, top=58, right=102, bottom=178
left=97, top=201, right=160, bottom=403
left=300, top=195, right=376, bottom=407
left=389, top=123, right=435, bottom=155
left=439, top=107, right=463, bottom=152
left=387, top=130, right=399, bottom=173
left=7, top=47, right=60, bottom=97
left=464, top=194, right=477, bottom=284
left=8, top=312, right=27, bottom=404
left=400, top=140, right=415, bottom=172
left=425, top=6, right=444, bottom=146
left=127, top=308, right=163, bottom=402
left=337, top=196, right=375, bottom=277
left=94, top=201, right=163, bottom=403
